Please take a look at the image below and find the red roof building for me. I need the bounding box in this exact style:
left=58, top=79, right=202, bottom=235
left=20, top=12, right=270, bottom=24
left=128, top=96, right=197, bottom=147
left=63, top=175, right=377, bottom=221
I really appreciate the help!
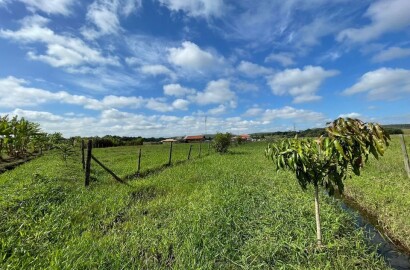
left=184, top=135, right=205, bottom=142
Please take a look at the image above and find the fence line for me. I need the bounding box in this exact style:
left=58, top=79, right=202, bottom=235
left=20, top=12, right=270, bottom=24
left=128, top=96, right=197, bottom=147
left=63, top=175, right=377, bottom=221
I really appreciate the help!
left=83, top=141, right=213, bottom=187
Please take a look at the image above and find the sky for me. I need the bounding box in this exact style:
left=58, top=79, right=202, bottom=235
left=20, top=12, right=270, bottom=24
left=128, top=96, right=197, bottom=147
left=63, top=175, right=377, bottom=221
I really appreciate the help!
left=0, top=0, right=410, bottom=137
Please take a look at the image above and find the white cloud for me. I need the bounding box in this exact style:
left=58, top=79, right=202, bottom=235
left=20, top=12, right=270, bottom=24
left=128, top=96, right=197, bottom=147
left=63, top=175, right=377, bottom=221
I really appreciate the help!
left=338, top=112, right=361, bottom=118
left=140, top=64, right=176, bottom=79
left=163, top=83, right=196, bottom=97
left=19, top=0, right=76, bottom=15
left=267, top=66, right=339, bottom=103
left=265, top=52, right=295, bottom=66
left=0, top=15, right=119, bottom=68
left=237, top=61, right=273, bottom=77
left=342, top=68, right=410, bottom=100
left=262, top=106, right=325, bottom=123
left=207, top=104, right=226, bottom=115
left=146, top=99, right=173, bottom=112
left=0, top=0, right=10, bottom=7
left=167, top=41, right=224, bottom=71
left=372, top=47, right=410, bottom=62
left=0, top=76, right=191, bottom=112
left=82, top=0, right=142, bottom=39
left=172, top=99, right=190, bottom=110
left=158, top=0, right=225, bottom=18
left=243, top=107, right=263, bottom=117
left=233, top=81, right=259, bottom=92
left=126, top=35, right=173, bottom=66
left=190, top=79, right=236, bottom=106
left=337, top=0, right=410, bottom=43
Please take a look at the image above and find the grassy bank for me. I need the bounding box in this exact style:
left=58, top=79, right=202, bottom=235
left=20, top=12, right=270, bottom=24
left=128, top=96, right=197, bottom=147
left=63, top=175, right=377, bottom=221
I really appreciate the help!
left=344, top=135, right=410, bottom=251
left=1, top=144, right=390, bottom=269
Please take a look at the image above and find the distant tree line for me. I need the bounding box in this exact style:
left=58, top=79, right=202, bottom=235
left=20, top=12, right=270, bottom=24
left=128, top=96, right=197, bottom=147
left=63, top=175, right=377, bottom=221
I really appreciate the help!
left=251, top=126, right=403, bottom=139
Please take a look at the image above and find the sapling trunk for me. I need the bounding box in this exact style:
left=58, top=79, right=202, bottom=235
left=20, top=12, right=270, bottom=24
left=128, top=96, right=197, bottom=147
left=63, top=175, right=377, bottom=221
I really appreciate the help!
left=314, top=183, right=322, bottom=247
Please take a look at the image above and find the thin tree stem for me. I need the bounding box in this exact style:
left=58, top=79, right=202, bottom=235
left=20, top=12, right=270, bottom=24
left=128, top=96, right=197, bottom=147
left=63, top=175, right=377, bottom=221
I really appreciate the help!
left=314, top=183, right=322, bottom=247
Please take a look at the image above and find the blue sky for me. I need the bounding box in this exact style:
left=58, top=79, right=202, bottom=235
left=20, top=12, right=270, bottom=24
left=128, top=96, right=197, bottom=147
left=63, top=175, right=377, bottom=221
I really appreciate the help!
left=0, top=0, right=410, bottom=137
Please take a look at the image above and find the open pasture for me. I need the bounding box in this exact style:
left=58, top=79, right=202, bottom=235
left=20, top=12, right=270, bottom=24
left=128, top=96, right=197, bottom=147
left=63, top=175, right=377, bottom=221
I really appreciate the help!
left=1, top=137, right=409, bottom=269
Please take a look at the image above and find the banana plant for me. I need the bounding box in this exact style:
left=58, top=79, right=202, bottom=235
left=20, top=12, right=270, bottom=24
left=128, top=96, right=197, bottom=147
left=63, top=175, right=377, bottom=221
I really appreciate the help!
left=0, top=115, right=46, bottom=158
left=266, top=118, right=390, bottom=247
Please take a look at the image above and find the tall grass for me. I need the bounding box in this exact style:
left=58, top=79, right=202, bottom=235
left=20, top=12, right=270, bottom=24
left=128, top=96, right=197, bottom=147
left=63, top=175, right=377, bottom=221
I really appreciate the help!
left=344, top=135, right=410, bottom=251
left=0, top=144, right=390, bottom=269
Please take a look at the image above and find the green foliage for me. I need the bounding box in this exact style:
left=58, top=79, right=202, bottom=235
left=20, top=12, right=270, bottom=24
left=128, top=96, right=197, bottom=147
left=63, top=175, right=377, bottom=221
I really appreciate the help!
left=213, top=132, right=232, bottom=153
left=0, top=144, right=390, bottom=269
left=0, top=115, right=44, bottom=158
left=266, top=118, right=390, bottom=195
left=56, top=143, right=76, bottom=165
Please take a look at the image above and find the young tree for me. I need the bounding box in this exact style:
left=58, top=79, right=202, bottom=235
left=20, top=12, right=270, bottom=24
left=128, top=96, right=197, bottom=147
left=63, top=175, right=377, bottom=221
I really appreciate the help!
left=265, top=118, right=390, bottom=247
left=213, top=132, right=232, bottom=153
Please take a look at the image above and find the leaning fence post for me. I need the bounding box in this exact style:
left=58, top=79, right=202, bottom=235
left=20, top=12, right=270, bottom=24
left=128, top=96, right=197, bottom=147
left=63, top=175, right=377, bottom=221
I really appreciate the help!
left=81, top=139, right=85, bottom=170
left=168, top=141, right=173, bottom=166
left=137, top=148, right=142, bottom=175
left=188, top=145, right=192, bottom=160
left=399, top=134, right=410, bottom=179
left=85, top=139, right=92, bottom=187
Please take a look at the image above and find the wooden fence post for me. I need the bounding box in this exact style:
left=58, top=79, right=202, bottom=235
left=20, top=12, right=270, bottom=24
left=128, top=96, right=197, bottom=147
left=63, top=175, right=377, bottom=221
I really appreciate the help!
left=137, top=148, right=142, bottom=175
left=208, top=141, right=211, bottom=155
left=168, top=142, right=173, bottom=166
left=399, top=134, right=410, bottom=179
left=91, top=155, right=125, bottom=184
left=199, top=142, right=202, bottom=157
left=81, top=139, right=85, bottom=170
left=188, top=145, right=192, bottom=160
left=85, top=139, right=92, bottom=187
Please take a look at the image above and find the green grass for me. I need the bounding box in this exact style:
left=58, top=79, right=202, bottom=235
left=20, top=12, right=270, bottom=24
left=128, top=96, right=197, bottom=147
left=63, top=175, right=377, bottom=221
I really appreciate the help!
left=0, top=143, right=392, bottom=269
left=92, top=143, right=209, bottom=178
left=343, top=135, right=410, bottom=251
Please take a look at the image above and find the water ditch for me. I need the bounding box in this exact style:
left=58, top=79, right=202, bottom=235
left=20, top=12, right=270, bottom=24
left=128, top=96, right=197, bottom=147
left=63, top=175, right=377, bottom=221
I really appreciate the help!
left=335, top=194, right=410, bottom=270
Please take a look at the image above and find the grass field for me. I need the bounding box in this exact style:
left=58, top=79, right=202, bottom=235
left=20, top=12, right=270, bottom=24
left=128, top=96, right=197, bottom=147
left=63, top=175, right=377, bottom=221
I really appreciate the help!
left=344, top=135, right=410, bottom=251
left=1, top=139, right=407, bottom=269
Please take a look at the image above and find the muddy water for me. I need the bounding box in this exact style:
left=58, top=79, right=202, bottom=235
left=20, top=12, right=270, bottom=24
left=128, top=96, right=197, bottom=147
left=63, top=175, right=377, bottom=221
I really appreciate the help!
left=336, top=196, right=410, bottom=270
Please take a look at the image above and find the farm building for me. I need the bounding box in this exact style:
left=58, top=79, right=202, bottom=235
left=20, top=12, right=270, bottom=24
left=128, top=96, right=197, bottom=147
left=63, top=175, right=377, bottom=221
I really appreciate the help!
left=232, top=134, right=251, bottom=141
left=184, top=135, right=205, bottom=143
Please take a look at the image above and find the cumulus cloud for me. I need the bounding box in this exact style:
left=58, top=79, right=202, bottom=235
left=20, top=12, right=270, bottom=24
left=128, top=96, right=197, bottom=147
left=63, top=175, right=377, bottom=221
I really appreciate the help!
left=243, top=107, right=263, bottom=117
left=157, top=0, right=225, bottom=18
left=0, top=76, right=189, bottom=112
left=167, top=41, right=224, bottom=71
left=261, top=106, right=325, bottom=123
left=372, top=47, right=410, bottom=62
left=207, top=104, right=226, bottom=115
left=338, top=112, right=361, bottom=118
left=172, top=99, right=190, bottom=110
left=189, top=79, right=236, bottom=107
left=18, top=0, right=76, bottom=15
left=265, top=52, right=295, bottom=67
left=237, top=61, right=273, bottom=77
left=139, top=64, right=176, bottom=79
left=337, top=0, right=410, bottom=43
left=342, top=68, right=410, bottom=100
left=163, top=83, right=196, bottom=97
left=267, top=66, right=339, bottom=103
left=0, top=15, right=119, bottom=68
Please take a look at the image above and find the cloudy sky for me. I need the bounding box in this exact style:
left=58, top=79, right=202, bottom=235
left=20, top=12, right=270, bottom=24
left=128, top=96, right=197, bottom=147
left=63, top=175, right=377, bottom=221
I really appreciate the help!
left=1, top=0, right=410, bottom=137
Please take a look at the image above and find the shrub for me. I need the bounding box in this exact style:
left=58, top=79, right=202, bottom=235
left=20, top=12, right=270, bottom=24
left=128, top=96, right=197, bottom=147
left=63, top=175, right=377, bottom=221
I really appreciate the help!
left=213, top=133, right=232, bottom=153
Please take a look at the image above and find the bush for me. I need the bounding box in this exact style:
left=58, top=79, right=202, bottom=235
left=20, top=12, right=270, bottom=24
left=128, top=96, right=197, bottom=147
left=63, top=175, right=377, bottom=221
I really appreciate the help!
left=213, top=133, right=232, bottom=153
